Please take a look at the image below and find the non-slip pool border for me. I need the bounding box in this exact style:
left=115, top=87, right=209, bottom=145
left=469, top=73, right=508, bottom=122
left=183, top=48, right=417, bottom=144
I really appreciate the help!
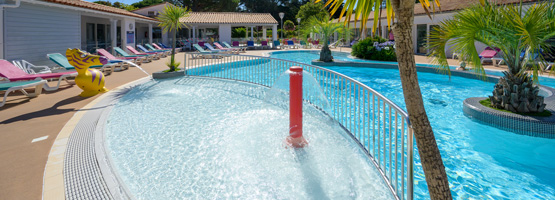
left=43, top=76, right=152, bottom=200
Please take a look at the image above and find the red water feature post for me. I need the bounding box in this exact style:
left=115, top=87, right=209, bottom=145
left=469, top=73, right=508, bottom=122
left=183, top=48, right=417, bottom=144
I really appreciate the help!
left=286, top=66, right=308, bottom=148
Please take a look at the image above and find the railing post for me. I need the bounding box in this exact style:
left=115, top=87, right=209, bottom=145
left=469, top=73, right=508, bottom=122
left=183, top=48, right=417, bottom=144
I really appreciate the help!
left=407, top=127, right=414, bottom=200
left=184, top=53, right=188, bottom=75
left=285, top=66, right=307, bottom=148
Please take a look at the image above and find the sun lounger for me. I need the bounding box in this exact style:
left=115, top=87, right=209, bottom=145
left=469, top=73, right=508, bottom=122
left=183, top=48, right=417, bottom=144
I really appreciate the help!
left=114, top=47, right=152, bottom=62
left=97, top=48, right=143, bottom=66
left=12, top=60, right=52, bottom=74
left=159, top=43, right=171, bottom=49
left=479, top=47, right=500, bottom=64
left=47, top=53, right=114, bottom=74
left=147, top=44, right=175, bottom=55
left=152, top=43, right=175, bottom=52
left=192, top=44, right=222, bottom=59
left=299, top=41, right=309, bottom=49
left=0, top=60, right=77, bottom=91
left=0, top=80, right=47, bottom=107
left=177, top=41, right=191, bottom=51
left=261, top=41, right=269, bottom=50
left=204, top=43, right=233, bottom=54
left=223, top=41, right=246, bottom=52
left=328, top=40, right=341, bottom=49
left=247, top=41, right=256, bottom=50
left=127, top=46, right=161, bottom=60
left=214, top=42, right=240, bottom=54
left=287, top=40, right=298, bottom=49
left=137, top=45, right=169, bottom=57
left=312, top=40, right=321, bottom=48
left=273, top=40, right=283, bottom=49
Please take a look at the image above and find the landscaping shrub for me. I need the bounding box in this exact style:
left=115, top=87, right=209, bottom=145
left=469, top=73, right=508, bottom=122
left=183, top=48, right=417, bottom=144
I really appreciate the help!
left=232, top=28, right=246, bottom=38
left=351, top=36, right=396, bottom=61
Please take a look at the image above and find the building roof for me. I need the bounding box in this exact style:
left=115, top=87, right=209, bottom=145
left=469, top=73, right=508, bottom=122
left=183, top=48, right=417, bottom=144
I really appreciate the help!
left=335, top=0, right=538, bottom=23
left=180, top=12, right=278, bottom=24
left=132, top=2, right=172, bottom=12
left=43, top=0, right=157, bottom=21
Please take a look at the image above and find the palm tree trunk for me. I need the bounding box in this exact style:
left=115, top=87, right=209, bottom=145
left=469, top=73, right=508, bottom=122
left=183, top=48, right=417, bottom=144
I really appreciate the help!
left=171, top=29, right=177, bottom=71
left=391, top=0, right=452, bottom=199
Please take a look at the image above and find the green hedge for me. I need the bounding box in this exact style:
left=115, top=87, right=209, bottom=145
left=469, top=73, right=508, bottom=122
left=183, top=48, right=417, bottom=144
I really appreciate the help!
left=351, top=36, right=397, bottom=61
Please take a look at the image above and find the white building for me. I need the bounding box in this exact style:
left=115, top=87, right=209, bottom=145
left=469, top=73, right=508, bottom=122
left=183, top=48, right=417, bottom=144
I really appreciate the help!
left=134, top=3, right=279, bottom=44
left=0, top=0, right=278, bottom=67
left=1, top=0, right=161, bottom=66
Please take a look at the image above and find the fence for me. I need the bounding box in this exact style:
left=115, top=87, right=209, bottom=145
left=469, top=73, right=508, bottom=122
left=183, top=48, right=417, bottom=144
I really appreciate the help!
left=184, top=53, right=415, bottom=200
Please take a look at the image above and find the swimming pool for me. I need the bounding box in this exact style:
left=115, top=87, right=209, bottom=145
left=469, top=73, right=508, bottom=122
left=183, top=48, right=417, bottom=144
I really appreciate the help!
left=270, top=50, right=555, bottom=89
left=106, top=77, right=395, bottom=199
left=269, top=51, right=555, bottom=199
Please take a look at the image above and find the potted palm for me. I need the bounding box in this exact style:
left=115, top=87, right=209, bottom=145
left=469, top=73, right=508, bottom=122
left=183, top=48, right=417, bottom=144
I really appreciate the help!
left=152, top=4, right=190, bottom=79
left=300, top=16, right=351, bottom=62
left=429, top=1, right=554, bottom=114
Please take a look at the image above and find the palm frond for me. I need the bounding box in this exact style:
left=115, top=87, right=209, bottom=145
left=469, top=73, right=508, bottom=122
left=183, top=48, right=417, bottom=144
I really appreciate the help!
left=428, top=1, right=555, bottom=83
left=317, top=0, right=440, bottom=34
left=156, top=4, right=190, bottom=33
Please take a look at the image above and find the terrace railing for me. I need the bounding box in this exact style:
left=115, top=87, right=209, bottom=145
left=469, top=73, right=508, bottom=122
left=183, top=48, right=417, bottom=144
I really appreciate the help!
left=184, top=53, right=415, bottom=200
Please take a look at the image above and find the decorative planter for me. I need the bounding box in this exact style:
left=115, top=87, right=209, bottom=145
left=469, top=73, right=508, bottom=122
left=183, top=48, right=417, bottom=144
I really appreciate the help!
left=152, top=69, right=185, bottom=79
left=463, top=87, right=555, bottom=138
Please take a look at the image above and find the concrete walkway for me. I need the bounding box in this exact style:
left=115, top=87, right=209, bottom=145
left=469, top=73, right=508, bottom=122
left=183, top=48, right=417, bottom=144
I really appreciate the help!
left=0, top=48, right=544, bottom=199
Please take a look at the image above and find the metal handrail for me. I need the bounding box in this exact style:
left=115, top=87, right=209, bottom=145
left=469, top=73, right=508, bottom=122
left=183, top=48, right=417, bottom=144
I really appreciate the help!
left=184, top=52, right=415, bottom=200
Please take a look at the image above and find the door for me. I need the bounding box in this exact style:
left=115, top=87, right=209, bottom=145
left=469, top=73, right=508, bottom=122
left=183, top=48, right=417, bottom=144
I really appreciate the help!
left=86, top=23, right=96, bottom=52
left=416, top=24, right=427, bottom=54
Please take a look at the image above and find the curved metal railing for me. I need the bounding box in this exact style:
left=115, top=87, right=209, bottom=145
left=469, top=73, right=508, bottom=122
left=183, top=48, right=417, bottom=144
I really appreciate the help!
left=184, top=52, right=415, bottom=200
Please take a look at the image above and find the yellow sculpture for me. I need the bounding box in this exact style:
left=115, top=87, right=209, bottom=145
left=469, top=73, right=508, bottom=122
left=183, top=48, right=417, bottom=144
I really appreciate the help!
left=66, top=48, right=109, bottom=97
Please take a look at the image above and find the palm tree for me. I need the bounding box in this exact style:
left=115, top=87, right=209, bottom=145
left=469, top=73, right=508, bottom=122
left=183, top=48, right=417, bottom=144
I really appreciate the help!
left=428, top=1, right=555, bottom=113
left=318, top=0, right=452, bottom=199
left=300, top=16, right=352, bottom=62
left=157, top=4, right=190, bottom=72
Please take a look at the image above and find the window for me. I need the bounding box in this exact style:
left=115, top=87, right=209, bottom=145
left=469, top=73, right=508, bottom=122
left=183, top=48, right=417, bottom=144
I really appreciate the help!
left=153, top=28, right=162, bottom=39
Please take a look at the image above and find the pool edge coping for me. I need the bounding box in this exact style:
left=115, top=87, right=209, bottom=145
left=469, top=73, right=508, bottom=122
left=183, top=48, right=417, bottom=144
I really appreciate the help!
left=42, top=76, right=152, bottom=200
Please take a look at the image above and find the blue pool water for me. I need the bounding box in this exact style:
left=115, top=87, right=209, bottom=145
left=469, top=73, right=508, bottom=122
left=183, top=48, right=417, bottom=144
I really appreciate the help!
left=270, top=51, right=555, bottom=199
left=270, top=50, right=555, bottom=89
left=106, top=78, right=394, bottom=199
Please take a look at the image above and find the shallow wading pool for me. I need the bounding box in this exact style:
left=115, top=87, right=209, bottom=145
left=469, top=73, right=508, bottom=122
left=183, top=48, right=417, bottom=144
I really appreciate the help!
left=106, top=77, right=394, bottom=199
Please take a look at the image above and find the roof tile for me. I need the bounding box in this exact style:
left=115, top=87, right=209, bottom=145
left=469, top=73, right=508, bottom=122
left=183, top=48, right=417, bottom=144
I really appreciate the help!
left=180, top=12, right=278, bottom=24
left=43, top=0, right=157, bottom=21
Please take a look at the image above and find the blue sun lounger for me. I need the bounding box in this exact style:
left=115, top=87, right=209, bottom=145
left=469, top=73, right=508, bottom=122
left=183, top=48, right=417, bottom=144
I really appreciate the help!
left=47, top=53, right=115, bottom=74
left=136, top=45, right=168, bottom=57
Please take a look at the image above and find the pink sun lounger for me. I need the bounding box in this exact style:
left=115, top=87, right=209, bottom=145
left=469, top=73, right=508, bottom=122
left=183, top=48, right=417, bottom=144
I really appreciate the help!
left=0, top=59, right=77, bottom=91
left=96, top=49, right=143, bottom=65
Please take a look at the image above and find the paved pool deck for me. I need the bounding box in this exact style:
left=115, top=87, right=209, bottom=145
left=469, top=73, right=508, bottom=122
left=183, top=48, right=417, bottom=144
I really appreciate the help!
left=0, top=48, right=544, bottom=199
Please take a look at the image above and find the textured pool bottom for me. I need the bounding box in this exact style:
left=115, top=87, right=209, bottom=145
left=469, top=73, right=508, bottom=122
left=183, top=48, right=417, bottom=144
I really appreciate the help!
left=106, top=77, right=395, bottom=199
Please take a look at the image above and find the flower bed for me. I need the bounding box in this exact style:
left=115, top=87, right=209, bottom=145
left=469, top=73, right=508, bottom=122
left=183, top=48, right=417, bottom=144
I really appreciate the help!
left=351, top=37, right=396, bottom=61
